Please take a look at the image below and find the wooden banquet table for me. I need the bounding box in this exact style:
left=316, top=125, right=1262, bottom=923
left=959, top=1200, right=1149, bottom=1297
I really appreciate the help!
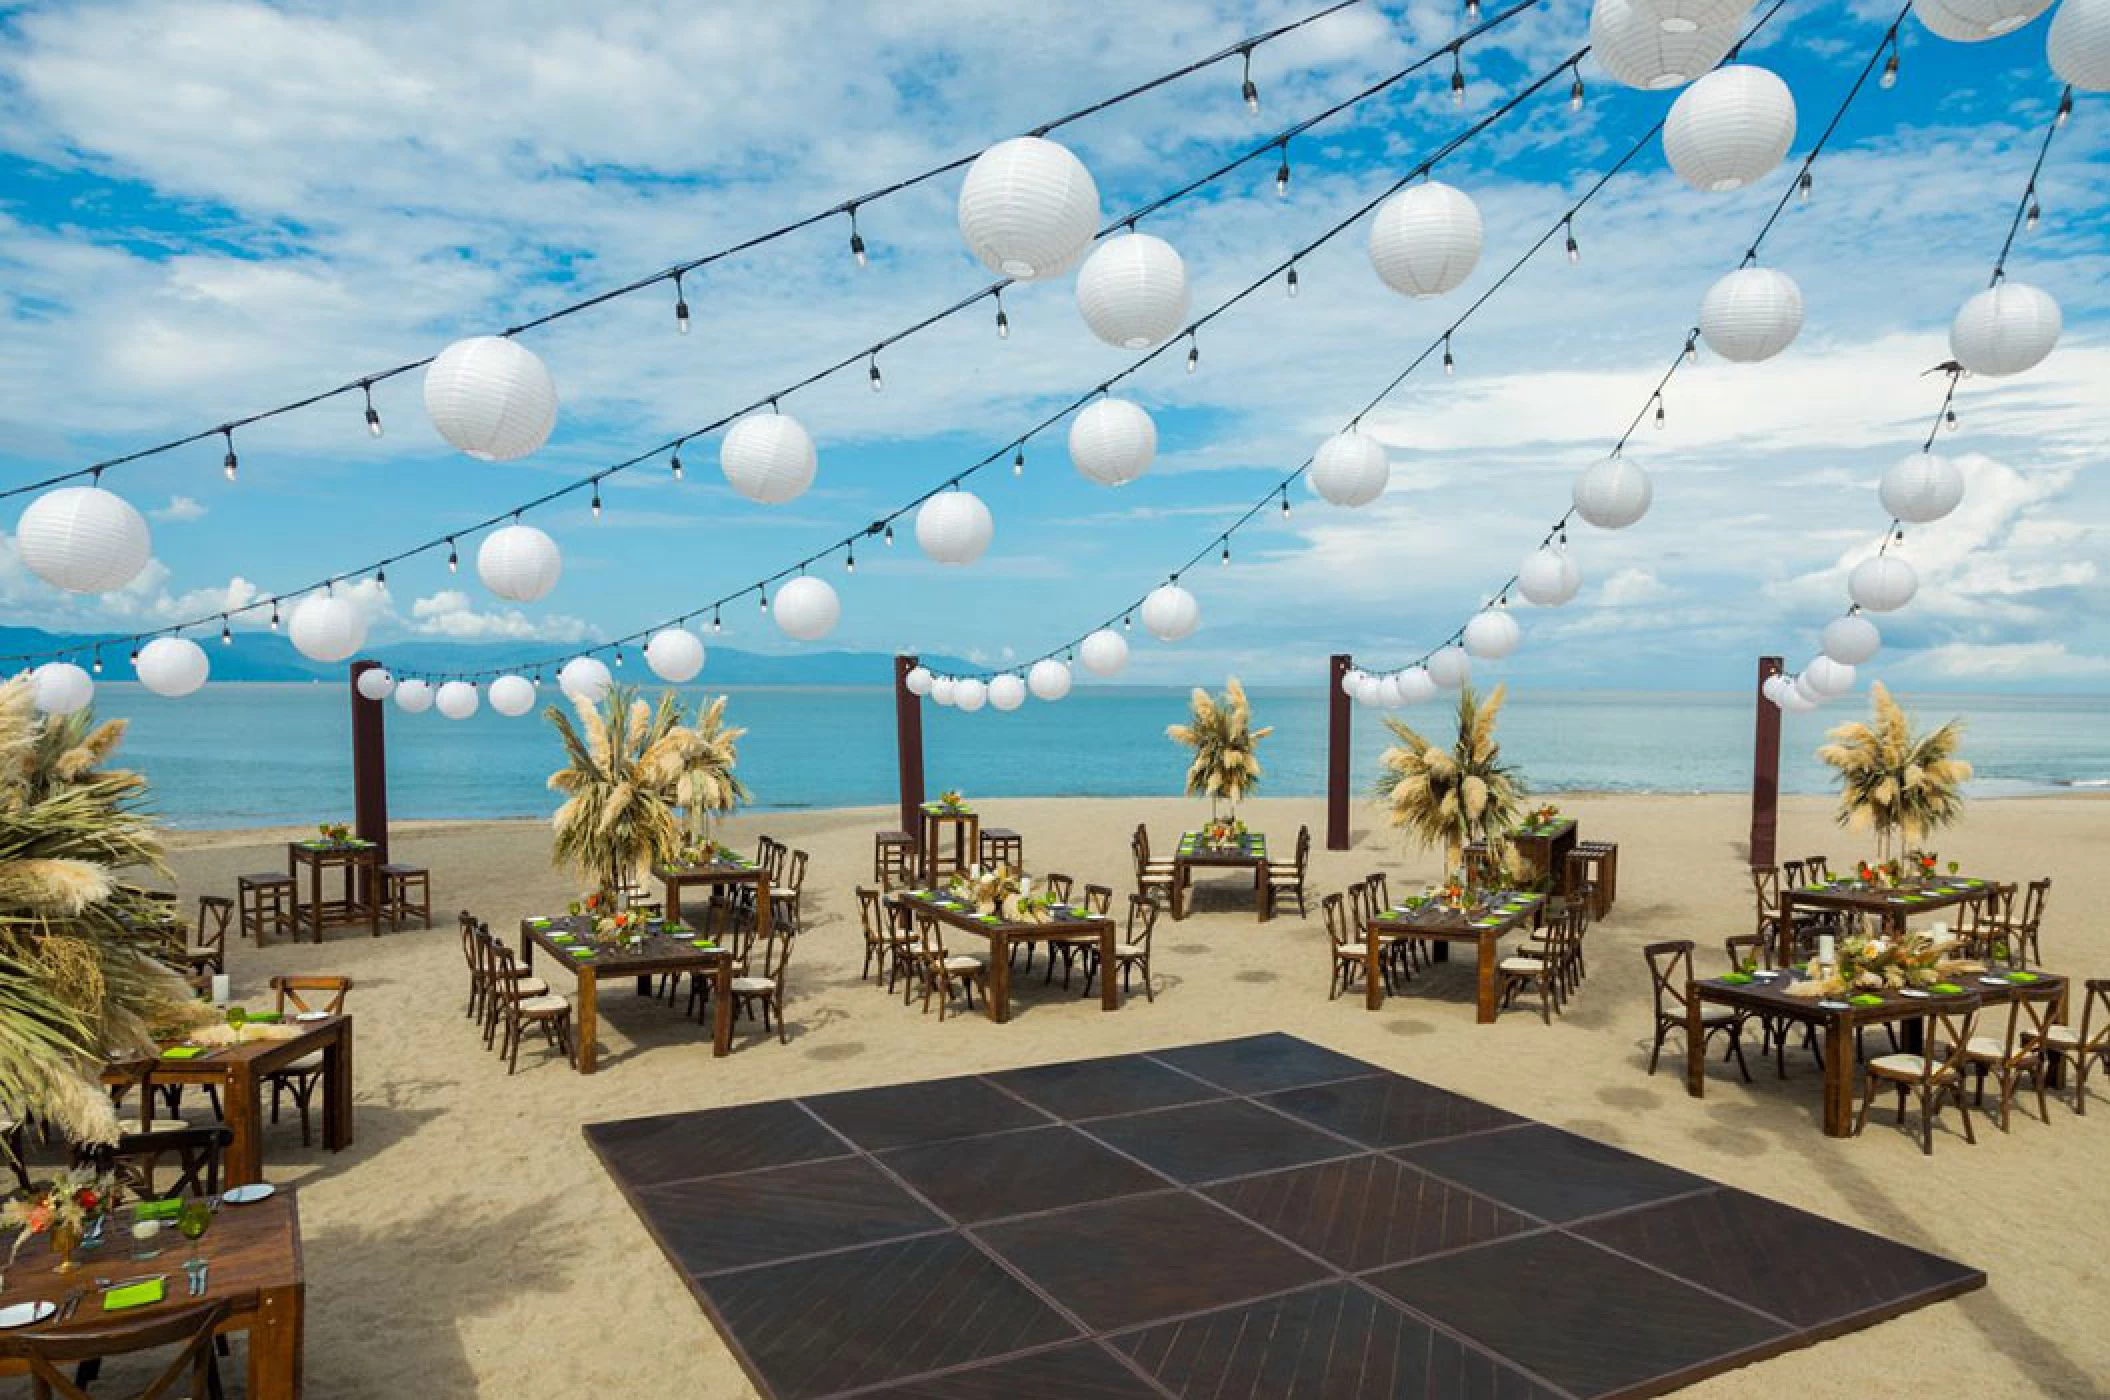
left=285, top=839, right=381, bottom=942
left=1776, top=874, right=1993, bottom=964
left=128, top=1016, right=353, bottom=1187
left=0, top=1191, right=306, bottom=1398
left=653, top=855, right=773, bottom=934
left=520, top=915, right=735, bottom=1071
left=890, top=890, right=1119, bottom=1023
left=1365, top=892, right=1548, bottom=1020
left=1169, top=830, right=1269, bottom=920
left=1687, top=967, right=2068, bottom=1137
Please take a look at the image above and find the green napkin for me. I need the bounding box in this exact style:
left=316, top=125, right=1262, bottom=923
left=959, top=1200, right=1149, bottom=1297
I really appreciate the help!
left=2008, top=971, right=2040, bottom=983
left=245, top=1010, right=282, bottom=1024
left=1849, top=993, right=1886, bottom=1007
left=690, top=939, right=718, bottom=950
left=527, top=918, right=552, bottom=929
left=1931, top=982, right=1965, bottom=995
left=548, top=932, right=576, bottom=943
left=566, top=947, right=594, bottom=959
left=104, top=1278, right=165, bottom=1311
left=1718, top=972, right=1755, bottom=985
left=975, top=914, right=1000, bottom=923
left=160, top=1046, right=204, bottom=1060
left=132, top=1199, right=183, bottom=1223
left=1472, top=918, right=1500, bottom=928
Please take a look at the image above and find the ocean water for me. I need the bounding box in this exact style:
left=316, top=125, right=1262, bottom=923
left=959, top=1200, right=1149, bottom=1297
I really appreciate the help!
left=84, top=683, right=2110, bottom=829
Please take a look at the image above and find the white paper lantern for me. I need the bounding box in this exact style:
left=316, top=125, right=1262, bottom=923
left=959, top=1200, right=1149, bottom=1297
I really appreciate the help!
left=645, top=628, right=706, bottom=683
left=1698, top=267, right=1804, bottom=362
left=1377, top=674, right=1405, bottom=708
left=1911, top=0, right=2050, bottom=40
left=1849, top=555, right=1918, bottom=613
left=1368, top=182, right=1483, bottom=299
left=1079, top=628, right=1129, bottom=677
left=1572, top=457, right=1654, bottom=530
left=1949, top=282, right=2061, bottom=377
left=772, top=576, right=840, bottom=642
left=15, top=486, right=152, bottom=594
left=1310, top=431, right=1390, bottom=508
left=1075, top=233, right=1189, bottom=350
left=953, top=677, right=988, bottom=713
left=1822, top=614, right=1882, bottom=666
left=1663, top=66, right=1797, bottom=193
left=134, top=637, right=209, bottom=697
left=1801, top=654, right=1856, bottom=698
left=355, top=667, right=395, bottom=702
left=476, top=524, right=563, bottom=603
left=1340, top=668, right=1367, bottom=698
left=1027, top=658, right=1073, bottom=701
left=915, top=491, right=994, bottom=566
left=288, top=594, right=368, bottom=663
left=1761, top=674, right=1795, bottom=708
left=721, top=412, right=818, bottom=504
left=1396, top=666, right=1438, bottom=704
left=436, top=680, right=480, bottom=720
left=30, top=662, right=92, bottom=715
left=957, top=136, right=1101, bottom=280
left=905, top=665, right=935, bottom=696
left=489, top=674, right=537, bottom=716
left=558, top=656, right=613, bottom=703
left=1354, top=671, right=1385, bottom=707
left=2050, top=0, right=2110, bottom=89
left=988, top=674, right=1027, bottom=711
left=394, top=678, right=435, bottom=714
left=1590, top=0, right=1740, bottom=89
left=1631, top=0, right=1753, bottom=28
left=929, top=676, right=958, bottom=707
left=423, top=335, right=558, bottom=462
left=1068, top=398, right=1156, bottom=486
left=1516, top=547, right=1582, bottom=607
left=1879, top=455, right=1965, bottom=524
left=1463, top=609, right=1522, bottom=660
left=1427, top=646, right=1472, bottom=689
left=1139, top=584, right=1200, bottom=642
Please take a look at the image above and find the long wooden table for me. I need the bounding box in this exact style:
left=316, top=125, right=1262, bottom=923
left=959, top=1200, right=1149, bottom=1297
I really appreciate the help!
left=520, top=915, right=735, bottom=1071
left=0, top=1191, right=305, bottom=1398
left=1170, top=831, right=1269, bottom=920
left=653, top=857, right=772, bottom=935
left=135, top=1016, right=352, bottom=1187
left=1776, top=875, right=1991, bottom=964
left=1366, top=892, right=1547, bottom=1021
left=285, top=840, right=381, bottom=942
left=890, top=891, right=1118, bottom=1023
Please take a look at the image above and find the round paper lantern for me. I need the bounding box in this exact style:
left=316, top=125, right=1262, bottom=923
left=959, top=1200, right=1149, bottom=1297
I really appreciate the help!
left=1068, top=398, right=1156, bottom=486
left=1761, top=674, right=1794, bottom=708
left=1310, top=431, right=1390, bottom=508
left=1079, top=628, right=1129, bottom=677
left=953, top=677, right=988, bottom=713
left=1463, top=609, right=1522, bottom=660
left=1767, top=674, right=1818, bottom=711
left=1949, top=282, right=2061, bottom=377
left=929, top=676, right=958, bottom=707
left=436, top=680, right=480, bottom=720
left=1139, top=584, right=1200, bottom=642
left=1698, top=267, right=1804, bottom=362
left=1632, top=0, right=1753, bottom=27
left=1516, top=547, right=1582, bottom=607
left=1822, top=614, right=1882, bottom=666
left=721, top=412, right=818, bottom=504
left=645, top=628, right=706, bottom=683
left=958, top=136, right=1101, bottom=280
left=905, top=665, right=935, bottom=696
left=1879, top=455, right=1965, bottom=524
left=2050, top=0, right=2110, bottom=89
left=489, top=674, right=537, bottom=716
left=288, top=594, right=368, bottom=663
left=135, top=637, right=209, bottom=697
left=422, top=335, right=558, bottom=461
left=31, top=662, right=92, bottom=715
left=1427, top=646, right=1472, bottom=689
left=772, top=576, right=840, bottom=642
left=558, top=656, right=613, bottom=703
left=1663, top=66, right=1796, bottom=193
left=1028, top=658, right=1072, bottom=701
left=1396, top=666, right=1438, bottom=705
left=1377, top=674, right=1405, bottom=708
left=1849, top=555, right=1918, bottom=613
left=1075, top=233, right=1189, bottom=350
left=355, top=667, right=395, bottom=702
left=1911, top=0, right=2050, bottom=40
left=1801, top=654, right=1856, bottom=698
left=1340, top=668, right=1367, bottom=698
left=1572, top=457, right=1654, bottom=530
left=394, top=678, right=434, bottom=714
left=1590, top=0, right=1740, bottom=89
left=915, top=491, right=994, bottom=566
left=1354, top=671, right=1385, bottom=707
left=476, top=524, right=563, bottom=603
left=1368, top=181, right=1482, bottom=299
left=988, top=674, right=1027, bottom=711
left=15, top=486, right=152, bottom=594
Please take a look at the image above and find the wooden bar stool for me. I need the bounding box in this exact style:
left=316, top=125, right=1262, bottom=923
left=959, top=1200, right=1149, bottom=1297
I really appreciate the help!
left=236, top=872, right=296, bottom=943
left=979, top=827, right=1024, bottom=870
left=1574, top=841, right=1618, bottom=916
left=874, top=830, right=917, bottom=888
left=380, top=863, right=432, bottom=930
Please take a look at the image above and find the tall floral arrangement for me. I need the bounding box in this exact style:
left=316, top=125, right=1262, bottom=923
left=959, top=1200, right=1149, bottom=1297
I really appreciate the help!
left=1816, top=682, right=1971, bottom=861
left=547, top=687, right=686, bottom=902
left=1166, top=677, right=1271, bottom=816
left=658, top=694, right=748, bottom=843
left=1372, top=683, right=1523, bottom=876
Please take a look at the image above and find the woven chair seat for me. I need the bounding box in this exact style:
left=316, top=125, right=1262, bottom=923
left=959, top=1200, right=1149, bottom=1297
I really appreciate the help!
left=942, top=955, right=986, bottom=974
left=518, top=995, right=569, bottom=1015
left=731, top=976, right=778, bottom=994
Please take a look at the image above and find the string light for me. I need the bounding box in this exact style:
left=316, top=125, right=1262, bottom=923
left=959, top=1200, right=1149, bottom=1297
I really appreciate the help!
left=1945, top=406, right=1959, bottom=431
left=91, top=652, right=102, bottom=675
left=446, top=538, right=459, bottom=573
left=1442, top=335, right=1455, bottom=376
left=1186, top=334, right=1200, bottom=374
left=884, top=524, right=895, bottom=547
left=1220, top=540, right=1231, bottom=566
left=1466, top=0, right=1481, bottom=20
left=672, top=272, right=691, bottom=334
left=270, top=601, right=280, bottom=630
left=1879, top=37, right=1899, bottom=90
left=1280, top=488, right=1291, bottom=519
left=220, top=428, right=238, bottom=482
left=1449, top=48, right=1466, bottom=106
left=994, top=291, right=1010, bottom=340
left=2025, top=195, right=2040, bottom=233
left=375, top=566, right=387, bottom=590
left=1275, top=142, right=1291, bottom=198
left=758, top=589, right=770, bottom=613
left=361, top=380, right=382, bottom=437
left=1123, top=614, right=1133, bottom=631
left=868, top=353, right=884, bottom=392
left=845, top=548, right=856, bottom=574
left=1286, top=264, right=1300, bottom=298
left=1563, top=217, right=1579, bottom=264
left=591, top=483, right=603, bottom=519
left=2056, top=90, right=2072, bottom=128
left=1240, top=46, right=1260, bottom=113
left=1013, top=447, right=1025, bottom=477
left=1797, top=170, right=1813, bottom=205
left=1683, top=333, right=1699, bottom=366
left=1568, top=63, right=1584, bottom=113
left=712, top=607, right=722, bottom=634
left=1653, top=393, right=1667, bottom=430
left=847, top=206, right=868, bottom=268
left=671, top=448, right=685, bottom=481
left=220, top=616, right=232, bottom=646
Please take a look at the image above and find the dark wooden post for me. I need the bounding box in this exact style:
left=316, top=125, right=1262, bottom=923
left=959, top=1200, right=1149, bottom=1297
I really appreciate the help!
left=1750, top=655, right=1784, bottom=870
left=349, top=661, right=389, bottom=883
left=1326, top=654, right=1352, bottom=851
left=894, top=654, right=926, bottom=837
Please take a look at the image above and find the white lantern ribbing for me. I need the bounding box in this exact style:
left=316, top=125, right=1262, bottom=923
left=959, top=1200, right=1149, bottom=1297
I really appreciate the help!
left=356, top=667, right=395, bottom=702
left=1631, top=0, right=1754, bottom=28
left=905, top=665, right=935, bottom=696
left=436, top=680, right=480, bottom=719
left=1068, top=398, right=1156, bottom=486
left=1572, top=457, right=1654, bottom=530
left=1663, top=66, right=1797, bottom=193
left=1368, top=182, right=1483, bottom=299
left=15, top=486, right=152, bottom=594
left=394, top=678, right=434, bottom=714
left=1949, top=282, right=2061, bottom=377
left=558, top=656, right=613, bottom=703
left=957, top=136, right=1102, bottom=280
left=489, top=674, right=537, bottom=717
left=953, top=677, right=988, bottom=713
left=721, top=412, right=818, bottom=504
left=1139, top=584, right=1200, bottom=642
left=772, top=576, right=840, bottom=642
left=1027, top=658, right=1072, bottom=701
left=1396, top=666, right=1438, bottom=704
left=1801, top=654, right=1856, bottom=698
left=1427, top=646, right=1472, bottom=689
left=1462, top=609, right=1522, bottom=660
left=1377, top=674, right=1405, bottom=708
left=1310, top=431, right=1390, bottom=508
left=1698, top=267, right=1804, bottom=362
left=1823, top=614, right=1882, bottom=666
left=1079, top=628, right=1129, bottom=676
left=1849, top=555, right=1918, bottom=613
left=475, top=524, right=563, bottom=603
left=1761, top=674, right=1794, bottom=708
left=1590, top=0, right=1740, bottom=89
left=422, top=336, right=558, bottom=462
left=929, top=676, right=958, bottom=707
left=1075, top=233, right=1189, bottom=350
left=1879, top=455, right=1965, bottom=524
left=2050, top=0, right=2110, bottom=89
left=31, top=662, right=92, bottom=715
left=645, top=628, right=706, bottom=683
left=1354, top=671, right=1384, bottom=707
left=1340, top=668, right=1367, bottom=698
left=988, top=674, right=1027, bottom=712
left=288, top=594, right=368, bottom=663
left=915, top=491, right=994, bottom=566
left=135, top=637, right=209, bottom=697
left=1517, top=547, right=1582, bottom=607
left=1911, top=0, right=2051, bottom=40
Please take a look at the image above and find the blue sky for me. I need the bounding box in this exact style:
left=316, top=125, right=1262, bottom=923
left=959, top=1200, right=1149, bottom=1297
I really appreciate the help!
left=0, top=0, right=2103, bottom=693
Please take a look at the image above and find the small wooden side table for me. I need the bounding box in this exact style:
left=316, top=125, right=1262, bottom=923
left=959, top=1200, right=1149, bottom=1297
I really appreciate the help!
left=918, top=808, right=980, bottom=884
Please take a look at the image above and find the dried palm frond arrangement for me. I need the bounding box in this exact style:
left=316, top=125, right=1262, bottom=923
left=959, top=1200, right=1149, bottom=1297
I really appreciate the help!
left=1816, top=682, right=1971, bottom=862
left=1372, top=683, right=1524, bottom=876
left=1167, top=678, right=1272, bottom=816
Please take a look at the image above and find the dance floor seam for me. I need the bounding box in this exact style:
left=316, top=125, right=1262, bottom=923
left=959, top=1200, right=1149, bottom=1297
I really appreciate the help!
left=586, top=1034, right=1985, bottom=1399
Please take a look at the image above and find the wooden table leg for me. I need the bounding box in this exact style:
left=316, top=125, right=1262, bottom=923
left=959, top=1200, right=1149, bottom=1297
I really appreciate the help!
left=576, top=966, right=600, bottom=1074
left=1821, top=1017, right=1853, bottom=1137
left=223, top=1068, right=264, bottom=1187
left=988, top=932, right=1011, bottom=1024
left=1364, top=923, right=1383, bottom=1012
left=1778, top=891, right=1799, bottom=968
left=323, top=1026, right=352, bottom=1154
left=1099, top=929, right=1118, bottom=1011
left=1474, top=933, right=1498, bottom=1024
left=1685, top=997, right=1705, bottom=1098
left=663, top=878, right=681, bottom=928
left=248, top=1281, right=305, bottom=1399
left=711, top=959, right=733, bottom=1057
left=364, top=854, right=380, bottom=937
left=1172, top=862, right=1187, bottom=920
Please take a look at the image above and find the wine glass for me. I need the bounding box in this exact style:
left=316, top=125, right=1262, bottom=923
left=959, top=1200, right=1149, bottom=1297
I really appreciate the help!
left=176, top=1198, right=211, bottom=1267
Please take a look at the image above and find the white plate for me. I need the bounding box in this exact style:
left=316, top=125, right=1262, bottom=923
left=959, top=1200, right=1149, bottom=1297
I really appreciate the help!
left=222, top=1183, right=276, bottom=1205
left=1900, top=988, right=1931, bottom=999
left=1979, top=976, right=2010, bottom=987
left=0, top=1300, right=57, bottom=1329
left=1818, top=999, right=1852, bottom=1011
left=294, top=1011, right=329, bottom=1022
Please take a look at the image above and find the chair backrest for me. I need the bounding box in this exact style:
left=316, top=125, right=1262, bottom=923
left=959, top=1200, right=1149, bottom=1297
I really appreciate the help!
left=81, top=1125, right=233, bottom=1203
left=1125, top=894, right=1158, bottom=948
left=1782, top=859, right=1806, bottom=889
left=1805, top=855, right=1831, bottom=882
left=1364, top=872, right=1390, bottom=911
left=782, top=849, right=808, bottom=895
left=2075, top=979, right=2110, bottom=1054
left=855, top=887, right=884, bottom=945
left=1045, top=873, right=1075, bottom=904
left=1295, top=825, right=1312, bottom=874
left=1724, top=933, right=1767, bottom=972
left=915, top=912, right=948, bottom=959
left=1988, top=989, right=2059, bottom=1061
left=1564, top=889, right=1593, bottom=938
left=1082, top=883, right=1113, bottom=915
left=1321, top=893, right=1352, bottom=949
left=2019, top=877, right=2050, bottom=931
left=1750, top=866, right=1780, bottom=915
left=194, top=895, right=232, bottom=950
left=752, top=925, right=794, bottom=981
left=0, top=1300, right=232, bottom=1399
left=1924, top=996, right=1982, bottom=1081
left=460, top=910, right=483, bottom=974
left=1134, top=826, right=1153, bottom=863
left=1345, top=880, right=1374, bottom=931
left=1643, top=940, right=1696, bottom=1021
left=271, top=974, right=351, bottom=1015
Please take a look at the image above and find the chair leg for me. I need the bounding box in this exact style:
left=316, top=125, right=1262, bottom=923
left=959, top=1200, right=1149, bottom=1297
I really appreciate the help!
left=1647, top=1019, right=1668, bottom=1076
left=1853, top=1074, right=1878, bottom=1137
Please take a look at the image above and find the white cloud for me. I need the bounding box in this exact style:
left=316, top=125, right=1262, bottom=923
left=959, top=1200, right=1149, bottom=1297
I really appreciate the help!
left=407, top=588, right=592, bottom=642
left=1599, top=567, right=1669, bottom=606
left=149, top=494, right=207, bottom=522
left=1909, top=641, right=2110, bottom=680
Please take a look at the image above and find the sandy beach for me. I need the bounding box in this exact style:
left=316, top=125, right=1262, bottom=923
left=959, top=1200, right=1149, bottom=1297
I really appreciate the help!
left=148, top=791, right=2109, bottom=1398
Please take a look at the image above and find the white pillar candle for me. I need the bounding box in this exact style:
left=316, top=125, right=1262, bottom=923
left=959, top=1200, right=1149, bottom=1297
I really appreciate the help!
left=1818, top=934, right=1837, bottom=968
left=210, top=974, right=231, bottom=1006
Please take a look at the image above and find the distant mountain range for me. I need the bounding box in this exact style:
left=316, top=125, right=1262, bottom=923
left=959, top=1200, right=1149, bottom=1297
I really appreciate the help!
left=0, top=627, right=972, bottom=686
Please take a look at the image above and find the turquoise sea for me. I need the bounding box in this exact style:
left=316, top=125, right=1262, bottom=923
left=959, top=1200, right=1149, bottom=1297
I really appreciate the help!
left=85, top=683, right=2110, bottom=829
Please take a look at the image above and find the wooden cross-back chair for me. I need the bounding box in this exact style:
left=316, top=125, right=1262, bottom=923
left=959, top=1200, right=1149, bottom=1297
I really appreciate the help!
left=1322, top=892, right=1390, bottom=1001
left=77, top=1125, right=232, bottom=1204
left=1642, top=940, right=1751, bottom=1082
left=1964, top=989, right=2058, bottom=1132
left=188, top=895, right=232, bottom=978
left=484, top=930, right=574, bottom=1074
left=0, top=1299, right=231, bottom=1400
left=913, top=913, right=986, bottom=1021
left=2034, top=978, right=2110, bottom=1115
left=1858, top=995, right=1981, bottom=1155
left=263, top=976, right=350, bottom=1145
